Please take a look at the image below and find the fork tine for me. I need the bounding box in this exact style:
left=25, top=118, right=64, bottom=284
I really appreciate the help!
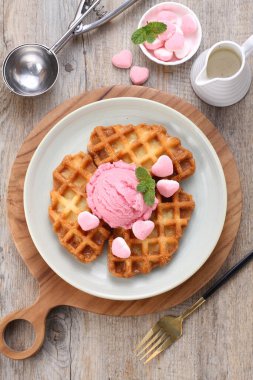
left=140, top=332, right=167, bottom=360
left=136, top=329, right=164, bottom=357
left=144, top=336, right=173, bottom=364
left=134, top=322, right=161, bottom=352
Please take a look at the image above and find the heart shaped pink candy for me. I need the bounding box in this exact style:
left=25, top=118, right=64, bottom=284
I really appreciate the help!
left=154, top=48, right=173, bottom=62
left=165, top=32, right=184, bottom=51
left=175, top=41, right=191, bottom=59
left=157, top=10, right=178, bottom=23
left=112, top=49, right=133, bottom=69
left=181, top=14, right=197, bottom=36
left=78, top=211, right=100, bottom=231
left=112, top=237, right=131, bottom=258
left=132, top=220, right=155, bottom=240
left=151, top=155, right=173, bottom=177
left=130, top=66, right=149, bottom=85
left=144, top=38, right=163, bottom=50
left=157, top=180, right=179, bottom=198
left=158, top=22, right=176, bottom=42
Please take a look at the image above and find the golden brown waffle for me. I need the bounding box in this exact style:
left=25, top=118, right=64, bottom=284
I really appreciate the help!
left=88, top=124, right=195, bottom=182
left=108, top=189, right=195, bottom=278
left=49, top=152, right=111, bottom=263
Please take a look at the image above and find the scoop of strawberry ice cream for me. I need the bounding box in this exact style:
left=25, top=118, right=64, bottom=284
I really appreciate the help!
left=86, top=161, right=157, bottom=229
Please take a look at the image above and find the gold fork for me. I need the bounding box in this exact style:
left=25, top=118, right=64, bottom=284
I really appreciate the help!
left=135, top=250, right=253, bottom=363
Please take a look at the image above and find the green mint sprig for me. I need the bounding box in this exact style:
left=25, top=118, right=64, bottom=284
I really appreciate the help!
left=131, top=22, right=167, bottom=45
left=136, top=167, right=156, bottom=206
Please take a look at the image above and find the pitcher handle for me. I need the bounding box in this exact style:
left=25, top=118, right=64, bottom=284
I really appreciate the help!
left=242, top=35, right=253, bottom=58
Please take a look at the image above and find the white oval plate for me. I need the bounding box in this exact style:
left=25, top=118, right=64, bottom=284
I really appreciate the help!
left=24, top=98, right=227, bottom=301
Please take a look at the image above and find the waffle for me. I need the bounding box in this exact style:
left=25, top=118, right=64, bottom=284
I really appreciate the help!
left=108, top=189, right=195, bottom=278
left=49, top=152, right=111, bottom=263
left=88, top=124, right=195, bottom=182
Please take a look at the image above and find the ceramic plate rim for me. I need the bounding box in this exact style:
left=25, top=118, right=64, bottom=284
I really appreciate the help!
left=24, top=97, right=227, bottom=300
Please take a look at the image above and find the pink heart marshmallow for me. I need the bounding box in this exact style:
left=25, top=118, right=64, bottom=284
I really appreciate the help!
left=151, top=155, right=173, bottom=177
left=130, top=66, right=149, bottom=85
left=112, top=49, right=133, bottom=69
left=144, top=38, right=163, bottom=51
left=175, top=41, right=191, bottom=59
left=112, top=237, right=131, bottom=258
left=157, top=180, right=179, bottom=198
left=157, top=10, right=178, bottom=23
left=132, top=220, right=155, bottom=240
left=154, top=48, right=173, bottom=62
left=78, top=211, right=100, bottom=231
left=181, top=14, right=197, bottom=36
left=158, top=22, right=176, bottom=42
left=165, top=32, right=185, bottom=51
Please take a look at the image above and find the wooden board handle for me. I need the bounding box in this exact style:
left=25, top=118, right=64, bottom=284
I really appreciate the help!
left=0, top=296, right=51, bottom=360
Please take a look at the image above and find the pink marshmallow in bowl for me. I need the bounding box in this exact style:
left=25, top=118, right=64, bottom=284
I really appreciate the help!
left=165, top=32, right=185, bottom=51
left=175, top=41, right=191, bottom=59
left=144, top=38, right=163, bottom=50
left=154, top=48, right=173, bottom=62
left=137, top=2, right=202, bottom=66
left=157, top=10, right=178, bottom=23
left=181, top=14, right=197, bottom=35
left=158, top=22, right=176, bottom=41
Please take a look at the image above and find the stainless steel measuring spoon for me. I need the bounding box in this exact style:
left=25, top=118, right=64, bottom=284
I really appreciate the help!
left=2, top=0, right=140, bottom=97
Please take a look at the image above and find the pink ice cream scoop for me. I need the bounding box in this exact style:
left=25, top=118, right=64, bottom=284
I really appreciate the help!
left=86, top=161, right=157, bottom=229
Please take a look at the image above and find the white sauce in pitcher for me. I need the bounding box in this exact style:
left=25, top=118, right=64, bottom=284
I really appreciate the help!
left=207, top=48, right=242, bottom=78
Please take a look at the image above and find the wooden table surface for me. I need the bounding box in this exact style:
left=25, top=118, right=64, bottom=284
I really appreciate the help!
left=0, top=0, right=253, bottom=379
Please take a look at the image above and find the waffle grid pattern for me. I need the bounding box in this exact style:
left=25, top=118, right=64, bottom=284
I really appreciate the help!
left=88, top=124, right=195, bottom=181
left=49, top=152, right=111, bottom=263
left=49, top=124, right=195, bottom=276
left=108, top=190, right=195, bottom=277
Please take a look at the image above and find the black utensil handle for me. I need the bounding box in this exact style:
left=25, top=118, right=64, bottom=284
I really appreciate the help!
left=203, top=250, right=253, bottom=300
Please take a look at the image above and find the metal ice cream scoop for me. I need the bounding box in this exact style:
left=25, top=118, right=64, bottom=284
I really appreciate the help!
left=2, top=0, right=139, bottom=97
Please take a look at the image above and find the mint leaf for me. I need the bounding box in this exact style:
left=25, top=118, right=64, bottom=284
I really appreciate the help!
left=146, top=22, right=167, bottom=35
left=144, top=190, right=155, bottom=206
left=137, top=182, right=148, bottom=193
left=135, top=167, right=150, bottom=181
left=131, top=27, right=147, bottom=44
left=146, top=32, right=156, bottom=43
left=136, top=166, right=156, bottom=206
left=131, top=22, right=167, bottom=45
left=146, top=178, right=156, bottom=190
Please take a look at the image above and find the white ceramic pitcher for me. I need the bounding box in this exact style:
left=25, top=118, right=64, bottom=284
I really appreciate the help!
left=190, top=35, right=253, bottom=107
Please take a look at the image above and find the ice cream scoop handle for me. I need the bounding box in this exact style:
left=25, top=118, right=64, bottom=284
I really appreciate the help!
left=74, top=0, right=141, bottom=35
left=50, top=0, right=100, bottom=53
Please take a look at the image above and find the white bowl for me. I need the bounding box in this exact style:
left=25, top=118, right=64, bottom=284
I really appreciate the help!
left=138, top=2, right=202, bottom=66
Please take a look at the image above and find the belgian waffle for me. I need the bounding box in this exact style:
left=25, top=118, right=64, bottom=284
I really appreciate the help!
left=88, top=124, right=195, bottom=182
left=49, top=152, right=111, bottom=263
left=108, top=189, right=195, bottom=278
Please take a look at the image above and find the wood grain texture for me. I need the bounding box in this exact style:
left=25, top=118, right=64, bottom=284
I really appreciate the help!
left=0, top=0, right=252, bottom=378
left=0, top=85, right=242, bottom=360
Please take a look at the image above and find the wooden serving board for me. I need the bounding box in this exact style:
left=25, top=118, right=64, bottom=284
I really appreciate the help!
left=0, top=85, right=242, bottom=360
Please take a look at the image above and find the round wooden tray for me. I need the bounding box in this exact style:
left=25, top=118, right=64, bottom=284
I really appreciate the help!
left=0, top=85, right=242, bottom=360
